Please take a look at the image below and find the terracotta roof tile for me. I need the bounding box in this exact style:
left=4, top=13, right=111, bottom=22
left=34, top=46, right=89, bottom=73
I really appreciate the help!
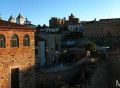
left=0, top=20, right=36, bottom=31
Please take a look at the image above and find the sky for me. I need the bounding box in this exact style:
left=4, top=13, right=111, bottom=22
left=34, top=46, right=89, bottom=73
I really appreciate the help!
left=0, top=0, right=120, bottom=26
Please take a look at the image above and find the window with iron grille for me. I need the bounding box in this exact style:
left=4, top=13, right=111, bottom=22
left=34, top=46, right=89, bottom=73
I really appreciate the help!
left=0, top=34, right=5, bottom=48
left=11, top=34, right=19, bottom=48
left=23, top=34, right=30, bottom=46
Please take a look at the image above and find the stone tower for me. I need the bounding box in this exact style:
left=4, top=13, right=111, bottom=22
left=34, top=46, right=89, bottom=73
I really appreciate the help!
left=69, top=13, right=75, bottom=21
left=16, top=13, right=24, bottom=25
left=8, top=15, right=16, bottom=23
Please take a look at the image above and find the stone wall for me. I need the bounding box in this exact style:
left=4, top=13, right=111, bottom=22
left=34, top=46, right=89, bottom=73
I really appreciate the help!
left=0, top=30, right=35, bottom=88
left=35, top=64, right=82, bottom=88
left=106, top=48, right=120, bottom=58
left=39, top=34, right=61, bottom=66
left=83, top=23, right=120, bottom=46
left=83, top=23, right=120, bottom=37
left=99, top=18, right=120, bottom=24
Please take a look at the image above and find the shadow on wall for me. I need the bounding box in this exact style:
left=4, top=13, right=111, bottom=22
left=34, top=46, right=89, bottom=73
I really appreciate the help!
left=35, top=64, right=88, bottom=88
left=10, top=66, right=35, bottom=88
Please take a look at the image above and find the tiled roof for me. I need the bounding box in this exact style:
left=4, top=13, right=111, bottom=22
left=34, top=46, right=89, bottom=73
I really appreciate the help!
left=0, top=20, right=36, bottom=31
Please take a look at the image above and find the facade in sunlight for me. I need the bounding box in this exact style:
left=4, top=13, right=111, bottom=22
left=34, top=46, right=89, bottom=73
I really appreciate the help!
left=49, top=13, right=80, bottom=29
left=0, top=19, right=36, bottom=88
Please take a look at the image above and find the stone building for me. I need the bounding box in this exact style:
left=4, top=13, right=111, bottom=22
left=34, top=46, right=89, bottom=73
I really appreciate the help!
left=24, top=18, right=36, bottom=28
left=99, top=18, right=120, bottom=24
left=0, top=20, right=36, bottom=88
left=35, top=35, right=46, bottom=69
left=83, top=19, right=120, bottom=46
left=16, top=13, right=24, bottom=25
left=38, top=32, right=61, bottom=66
left=8, top=13, right=36, bottom=28
left=49, top=13, right=80, bottom=29
left=68, top=23, right=83, bottom=32
left=49, top=17, right=62, bottom=28
left=69, top=13, right=80, bottom=24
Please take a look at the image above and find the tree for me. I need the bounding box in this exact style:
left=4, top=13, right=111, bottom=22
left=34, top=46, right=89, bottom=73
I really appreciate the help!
left=85, top=41, right=97, bottom=54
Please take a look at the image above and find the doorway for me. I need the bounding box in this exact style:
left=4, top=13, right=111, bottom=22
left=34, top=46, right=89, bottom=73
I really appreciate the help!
left=11, top=68, right=19, bottom=88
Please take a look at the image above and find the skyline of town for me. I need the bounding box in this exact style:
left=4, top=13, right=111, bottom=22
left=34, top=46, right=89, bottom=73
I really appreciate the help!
left=0, top=0, right=120, bottom=25
left=1, top=1, right=120, bottom=88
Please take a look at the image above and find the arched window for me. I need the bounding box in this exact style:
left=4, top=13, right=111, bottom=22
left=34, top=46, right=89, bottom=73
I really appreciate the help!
left=23, top=34, right=30, bottom=46
left=11, top=34, right=19, bottom=48
left=0, top=34, right=5, bottom=48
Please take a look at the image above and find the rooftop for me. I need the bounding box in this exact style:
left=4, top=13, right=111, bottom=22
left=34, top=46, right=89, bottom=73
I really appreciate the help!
left=0, top=20, right=36, bottom=31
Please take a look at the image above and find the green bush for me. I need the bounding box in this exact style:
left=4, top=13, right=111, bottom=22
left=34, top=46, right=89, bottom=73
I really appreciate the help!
left=85, top=41, right=97, bottom=54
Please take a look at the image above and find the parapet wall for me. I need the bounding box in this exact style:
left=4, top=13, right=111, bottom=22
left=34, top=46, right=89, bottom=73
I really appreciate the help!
left=106, top=48, right=120, bottom=58
left=35, top=64, right=82, bottom=88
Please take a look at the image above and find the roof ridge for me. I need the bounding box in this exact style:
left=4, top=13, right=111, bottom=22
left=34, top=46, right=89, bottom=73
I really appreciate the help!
left=0, top=20, right=36, bottom=30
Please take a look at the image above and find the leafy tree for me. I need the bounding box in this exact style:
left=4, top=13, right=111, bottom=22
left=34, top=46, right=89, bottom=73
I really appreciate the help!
left=85, top=41, right=97, bottom=54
